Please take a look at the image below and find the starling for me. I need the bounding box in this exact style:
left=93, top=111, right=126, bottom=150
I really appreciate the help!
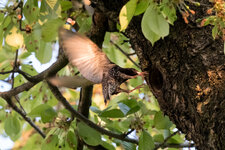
left=56, top=28, right=145, bottom=103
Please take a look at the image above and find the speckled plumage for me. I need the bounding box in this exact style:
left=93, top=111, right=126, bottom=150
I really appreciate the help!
left=59, top=28, right=139, bottom=103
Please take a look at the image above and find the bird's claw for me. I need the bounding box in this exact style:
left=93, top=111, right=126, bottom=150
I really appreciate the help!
left=128, top=83, right=145, bottom=93
left=137, top=71, right=148, bottom=80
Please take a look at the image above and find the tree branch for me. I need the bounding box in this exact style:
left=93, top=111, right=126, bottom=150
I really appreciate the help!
left=47, top=82, right=139, bottom=144
left=0, top=53, right=68, bottom=99
left=11, top=49, right=19, bottom=88
left=5, top=97, right=45, bottom=138
left=0, top=70, right=14, bottom=74
left=14, top=1, right=26, bottom=32
left=0, top=52, right=68, bottom=138
left=77, top=86, right=93, bottom=150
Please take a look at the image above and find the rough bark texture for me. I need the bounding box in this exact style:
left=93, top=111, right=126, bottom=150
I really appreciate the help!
left=94, top=0, right=225, bottom=149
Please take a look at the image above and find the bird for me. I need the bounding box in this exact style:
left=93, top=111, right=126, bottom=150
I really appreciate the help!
left=53, top=27, right=146, bottom=103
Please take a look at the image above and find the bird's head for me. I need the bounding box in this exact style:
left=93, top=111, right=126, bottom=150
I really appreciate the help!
left=119, top=68, right=138, bottom=76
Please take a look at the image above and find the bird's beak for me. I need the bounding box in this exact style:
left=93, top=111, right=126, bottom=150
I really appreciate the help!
left=137, top=71, right=148, bottom=76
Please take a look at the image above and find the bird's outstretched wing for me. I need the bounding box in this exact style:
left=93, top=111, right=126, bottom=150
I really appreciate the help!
left=48, top=76, right=93, bottom=89
left=59, top=28, right=111, bottom=83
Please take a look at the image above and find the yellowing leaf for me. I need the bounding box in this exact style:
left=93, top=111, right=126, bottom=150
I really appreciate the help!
left=119, top=0, right=137, bottom=31
left=5, top=27, right=24, bottom=48
left=46, top=0, right=57, bottom=9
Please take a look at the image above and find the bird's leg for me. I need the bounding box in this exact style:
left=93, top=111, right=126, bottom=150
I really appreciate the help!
left=116, top=87, right=130, bottom=94
left=119, top=71, right=148, bottom=80
left=117, top=84, right=145, bottom=94
left=128, top=83, right=145, bottom=93
left=136, top=72, right=148, bottom=80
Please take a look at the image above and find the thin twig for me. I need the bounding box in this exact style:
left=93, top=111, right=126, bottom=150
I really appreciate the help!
left=11, top=49, right=19, bottom=88
left=154, top=131, right=179, bottom=150
left=5, top=97, right=46, bottom=138
left=128, top=52, right=136, bottom=56
left=10, top=50, right=27, bottom=114
left=13, top=1, right=22, bottom=10
left=156, top=142, right=195, bottom=148
left=0, top=69, right=36, bottom=82
left=14, top=96, right=26, bottom=115
left=0, top=70, right=14, bottom=74
left=123, top=129, right=135, bottom=137
left=0, top=54, right=68, bottom=98
left=47, top=82, right=139, bottom=144
left=19, top=2, right=25, bottom=31
left=110, top=40, right=140, bottom=69
left=13, top=1, right=26, bottom=31
left=16, top=69, right=34, bottom=82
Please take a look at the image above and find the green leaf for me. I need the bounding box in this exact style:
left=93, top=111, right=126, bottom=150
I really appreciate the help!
left=41, top=107, right=57, bottom=123
left=118, top=99, right=140, bottom=115
left=41, top=135, right=58, bottom=150
left=101, top=141, right=116, bottom=150
left=153, top=134, right=164, bottom=143
left=76, top=16, right=92, bottom=33
left=24, top=24, right=42, bottom=52
left=2, top=16, right=11, bottom=29
left=139, top=130, right=155, bottom=150
left=119, top=0, right=138, bottom=31
left=141, top=14, right=160, bottom=45
left=35, top=41, right=52, bottom=64
left=161, top=3, right=177, bottom=25
left=67, top=131, right=77, bottom=149
left=0, top=110, right=6, bottom=122
left=154, top=111, right=173, bottom=129
left=0, top=97, right=7, bottom=107
left=142, top=5, right=169, bottom=37
left=100, top=109, right=124, bottom=118
left=21, top=134, right=43, bottom=150
left=60, top=1, right=72, bottom=11
left=4, top=116, right=21, bottom=139
left=0, top=60, right=12, bottom=80
left=129, top=76, right=143, bottom=87
left=118, top=103, right=130, bottom=115
left=167, top=133, right=184, bottom=144
left=90, top=106, right=102, bottom=114
left=21, top=64, right=38, bottom=76
left=121, top=141, right=136, bottom=150
left=28, top=104, right=57, bottom=123
left=41, top=18, right=64, bottom=42
left=24, top=0, right=39, bottom=23
left=0, top=26, right=3, bottom=50
left=77, top=122, right=101, bottom=146
left=40, top=0, right=61, bottom=19
left=212, top=26, right=218, bottom=39
left=103, top=44, right=127, bottom=67
left=134, top=0, right=150, bottom=16
left=0, top=13, right=4, bottom=24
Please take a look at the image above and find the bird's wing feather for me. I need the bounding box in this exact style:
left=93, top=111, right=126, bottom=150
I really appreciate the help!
left=48, top=76, right=94, bottom=88
left=59, top=28, right=111, bottom=83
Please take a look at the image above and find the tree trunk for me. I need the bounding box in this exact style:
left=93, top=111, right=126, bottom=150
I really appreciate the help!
left=95, top=0, right=225, bottom=149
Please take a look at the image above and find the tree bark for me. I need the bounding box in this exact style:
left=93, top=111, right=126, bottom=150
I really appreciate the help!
left=94, top=0, right=225, bottom=149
